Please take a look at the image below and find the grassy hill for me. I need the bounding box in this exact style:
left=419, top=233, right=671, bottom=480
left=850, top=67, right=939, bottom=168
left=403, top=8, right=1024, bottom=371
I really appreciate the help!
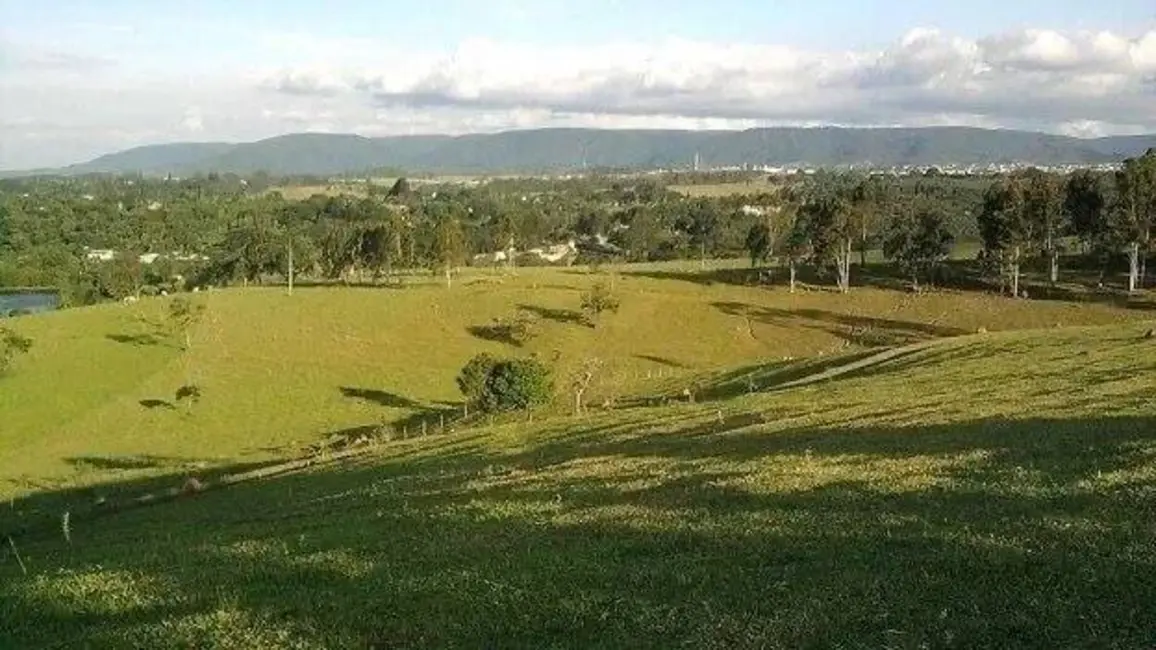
left=48, top=127, right=1156, bottom=176
left=2, top=265, right=1155, bottom=647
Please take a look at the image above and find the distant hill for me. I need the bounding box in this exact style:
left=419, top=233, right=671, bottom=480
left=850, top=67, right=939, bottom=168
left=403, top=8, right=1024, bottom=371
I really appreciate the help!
left=37, top=127, right=1156, bottom=176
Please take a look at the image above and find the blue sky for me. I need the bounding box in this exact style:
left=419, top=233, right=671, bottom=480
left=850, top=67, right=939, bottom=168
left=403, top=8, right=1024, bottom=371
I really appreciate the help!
left=1, top=0, right=1155, bottom=168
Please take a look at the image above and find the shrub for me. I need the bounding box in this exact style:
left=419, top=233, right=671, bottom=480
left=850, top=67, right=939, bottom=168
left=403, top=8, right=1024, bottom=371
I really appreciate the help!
left=580, top=282, right=621, bottom=327
left=479, top=357, right=553, bottom=412
left=0, top=326, right=32, bottom=375
left=456, top=353, right=499, bottom=404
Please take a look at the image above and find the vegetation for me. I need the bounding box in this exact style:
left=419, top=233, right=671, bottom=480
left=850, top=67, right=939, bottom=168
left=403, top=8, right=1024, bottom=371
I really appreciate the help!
left=3, top=318, right=1156, bottom=647
left=579, top=281, right=621, bottom=327
left=478, top=356, right=554, bottom=412
left=4, top=154, right=1156, bottom=647
left=0, top=326, right=31, bottom=374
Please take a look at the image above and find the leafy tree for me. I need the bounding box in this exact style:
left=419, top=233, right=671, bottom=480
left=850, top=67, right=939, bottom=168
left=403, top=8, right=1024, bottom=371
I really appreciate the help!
left=799, top=194, right=854, bottom=292
left=457, top=353, right=499, bottom=406
left=432, top=215, right=468, bottom=288
left=386, top=177, right=412, bottom=200
left=580, top=282, right=621, bottom=327
left=479, top=357, right=554, bottom=412
left=1064, top=170, right=1112, bottom=281
left=978, top=176, right=1031, bottom=297
left=0, top=326, right=32, bottom=375
left=1020, top=169, right=1066, bottom=285
left=168, top=295, right=205, bottom=351
left=1113, top=150, right=1156, bottom=292
left=745, top=222, right=772, bottom=268
left=851, top=175, right=892, bottom=266
left=882, top=207, right=955, bottom=290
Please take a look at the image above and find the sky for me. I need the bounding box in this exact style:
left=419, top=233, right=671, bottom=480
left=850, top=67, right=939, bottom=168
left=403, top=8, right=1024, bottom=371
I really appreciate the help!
left=1, top=0, right=1155, bottom=169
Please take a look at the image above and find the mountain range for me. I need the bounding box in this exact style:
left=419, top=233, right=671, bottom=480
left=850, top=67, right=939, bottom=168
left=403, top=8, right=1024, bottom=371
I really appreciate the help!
left=20, top=127, right=1156, bottom=177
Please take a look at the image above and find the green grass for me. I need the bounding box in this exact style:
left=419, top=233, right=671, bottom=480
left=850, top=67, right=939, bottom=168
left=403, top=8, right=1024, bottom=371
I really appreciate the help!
left=2, top=264, right=1156, bottom=647
left=1, top=265, right=1145, bottom=499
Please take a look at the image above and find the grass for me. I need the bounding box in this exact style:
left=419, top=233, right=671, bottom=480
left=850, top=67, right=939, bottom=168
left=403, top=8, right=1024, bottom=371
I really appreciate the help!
left=1, top=264, right=1145, bottom=499
left=3, top=324, right=1156, bottom=648
left=2, top=263, right=1156, bottom=647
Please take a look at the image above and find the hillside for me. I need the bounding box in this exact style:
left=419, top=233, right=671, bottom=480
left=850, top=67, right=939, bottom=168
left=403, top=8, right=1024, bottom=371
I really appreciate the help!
left=2, top=267, right=1155, bottom=647
left=50, top=127, right=1156, bottom=176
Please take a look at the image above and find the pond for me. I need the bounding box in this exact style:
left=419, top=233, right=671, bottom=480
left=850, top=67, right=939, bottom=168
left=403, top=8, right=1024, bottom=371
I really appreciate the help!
left=0, top=290, right=61, bottom=317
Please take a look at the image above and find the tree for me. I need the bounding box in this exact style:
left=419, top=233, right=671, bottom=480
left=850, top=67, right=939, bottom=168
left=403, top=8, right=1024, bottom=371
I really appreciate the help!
left=1021, top=169, right=1066, bottom=285
left=1113, top=151, right=1156, bottom=293
left=882, top=207, right=955, bottom=290
left=386, top=177, right=412, bottom=200
left=479, top=357, right=554, bottom=412
left=978, top=177, right=1030, bottom=297
left=0, top=326, right=32, bottom=375
left=1064, top=170, right=1112, bottom=282
left=432, top=216, right=468, bottom=288
left=745, top=222, right=772, bottom=268
left=168, top=295, right=205, bottom=351
left=569, top=357, right=603, bottom=415
left=851, top=176, right=891, bottom=266
left=799, top=194, right=854, bottom=292
left=457, top=353, right=499, bottom=407
left=580, top=282, right=621, bottom=327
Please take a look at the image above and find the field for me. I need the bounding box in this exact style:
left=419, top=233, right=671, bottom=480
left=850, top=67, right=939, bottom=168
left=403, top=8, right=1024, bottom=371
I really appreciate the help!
left=3, top=263, right=1156, bottom=648
left=669, top=178, right=779, bottom=197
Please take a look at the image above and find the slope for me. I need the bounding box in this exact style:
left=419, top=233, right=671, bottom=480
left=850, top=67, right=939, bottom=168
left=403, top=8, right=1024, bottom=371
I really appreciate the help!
left=2, top=319, right=1155, bottom=648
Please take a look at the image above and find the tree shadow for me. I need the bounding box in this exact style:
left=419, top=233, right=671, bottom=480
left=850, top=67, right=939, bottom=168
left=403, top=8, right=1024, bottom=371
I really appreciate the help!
left=338, top=387, right=425, bottom=409
left=106, top=333, right=170, bottom=347
left=634, top=354, right=688, bottom=368
left=138, top=399, right=176, bottom=410
left=65, top=455, right=201, bottom=472
left=3, top=413, right=1156, bottom=648
left=515, top=304, right=585, bottom=326
left=466, top=324, right=522, bottom=347
left=711, top=300, right=967, bottom=347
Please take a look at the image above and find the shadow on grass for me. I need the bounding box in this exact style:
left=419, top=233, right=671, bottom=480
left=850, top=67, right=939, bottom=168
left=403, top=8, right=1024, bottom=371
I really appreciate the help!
left=105, top=333, right=171, bottom=347
left=3, top=414, right=1155, bottom=648
left=138, top=399, right=176, bottom=410
left=339, top=387, right=425, bottom=409
left=627, top=256, right=1156, bottom=310
left=712, top=301, right=967, bottom=347
left=466, top=324, right=523, bottom=347
left=634, top=354, right=688, bottom=368
left=515, top=304, right=586, bottom=326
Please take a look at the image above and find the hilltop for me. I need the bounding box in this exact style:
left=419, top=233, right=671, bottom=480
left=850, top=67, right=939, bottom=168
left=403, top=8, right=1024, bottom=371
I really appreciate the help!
left=36, top=126, right=1156, bottom=177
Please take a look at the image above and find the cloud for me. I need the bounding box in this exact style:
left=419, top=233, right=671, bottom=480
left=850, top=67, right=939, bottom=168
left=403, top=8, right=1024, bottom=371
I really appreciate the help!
left=5, top=25, right=1156, bottom=169
left=262, top=28, right=1156, bottom=134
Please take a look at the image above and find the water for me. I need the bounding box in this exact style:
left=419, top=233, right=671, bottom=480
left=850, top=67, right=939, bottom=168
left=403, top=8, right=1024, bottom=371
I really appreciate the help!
left=0, top=291, right=60, bottom=317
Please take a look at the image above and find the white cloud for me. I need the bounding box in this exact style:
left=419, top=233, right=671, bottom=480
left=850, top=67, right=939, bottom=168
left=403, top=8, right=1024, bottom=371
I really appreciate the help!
left=4, top=26, right=1156, bottom=169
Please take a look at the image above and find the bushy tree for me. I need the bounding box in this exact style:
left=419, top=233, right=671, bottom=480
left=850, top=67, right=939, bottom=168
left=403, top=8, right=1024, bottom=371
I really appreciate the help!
left=0, top=326, right=32, bottom=375
left=882, top=207, right=955, bottom=290
left=580, top=282, right=621, bottom=327
left=1064, top=170, right=1113, bottom=281
left=479, top=357, right=553, bottom=412
left=456, top=353, right=499, bottom=405
left=799, top=194, right=854, bottom=292
left=978, top=176, right=1031, bottom=297
left=745, top=222, right=772, bottom=268
left=1113, top=150, right=1156, bottom=292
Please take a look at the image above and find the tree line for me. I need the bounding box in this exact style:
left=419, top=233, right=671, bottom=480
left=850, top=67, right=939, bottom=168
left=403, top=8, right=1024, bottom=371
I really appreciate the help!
left=2, top=155, right=1154, bottom=305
